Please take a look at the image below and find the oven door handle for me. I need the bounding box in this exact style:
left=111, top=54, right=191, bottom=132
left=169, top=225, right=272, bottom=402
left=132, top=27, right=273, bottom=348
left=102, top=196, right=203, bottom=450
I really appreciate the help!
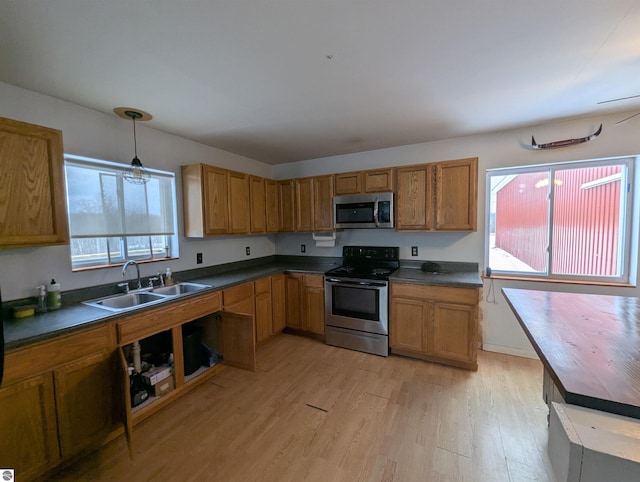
left=325, top=278, right=386, bottom=287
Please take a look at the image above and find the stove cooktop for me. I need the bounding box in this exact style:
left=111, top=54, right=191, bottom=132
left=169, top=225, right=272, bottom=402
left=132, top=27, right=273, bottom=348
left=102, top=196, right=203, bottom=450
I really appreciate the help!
left=325, top=245, right=400, bottom=280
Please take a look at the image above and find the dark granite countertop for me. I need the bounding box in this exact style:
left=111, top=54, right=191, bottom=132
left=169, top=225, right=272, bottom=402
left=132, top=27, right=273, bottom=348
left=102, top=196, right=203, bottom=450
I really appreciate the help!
left=4, top=256, right=481, bottom=351
left=4, top=255, right=338, bottom=351
left=503, top=288, right=640, bottom=420
left=391, top=260, right=482, bottom=288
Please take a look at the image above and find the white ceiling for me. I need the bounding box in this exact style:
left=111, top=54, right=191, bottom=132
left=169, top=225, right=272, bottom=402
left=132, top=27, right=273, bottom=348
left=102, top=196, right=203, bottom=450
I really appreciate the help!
left=2, top=1, right=640, bottom=165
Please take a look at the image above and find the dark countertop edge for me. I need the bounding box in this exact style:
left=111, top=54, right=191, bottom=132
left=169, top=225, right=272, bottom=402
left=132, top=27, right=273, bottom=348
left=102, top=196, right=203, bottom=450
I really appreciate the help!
left=501, top=287, right=640, bottom=420
left=4, top=256, right=337, bottom=351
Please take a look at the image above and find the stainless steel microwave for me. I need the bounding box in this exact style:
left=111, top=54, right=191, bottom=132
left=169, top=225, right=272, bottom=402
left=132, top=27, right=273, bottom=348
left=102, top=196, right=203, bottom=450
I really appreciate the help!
left=334, top=192, right=394, bottom=229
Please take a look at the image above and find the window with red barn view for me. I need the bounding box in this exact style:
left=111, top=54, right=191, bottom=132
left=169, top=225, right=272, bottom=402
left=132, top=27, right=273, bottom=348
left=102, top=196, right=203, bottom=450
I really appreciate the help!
left=486, top=156, right=635, bottom=284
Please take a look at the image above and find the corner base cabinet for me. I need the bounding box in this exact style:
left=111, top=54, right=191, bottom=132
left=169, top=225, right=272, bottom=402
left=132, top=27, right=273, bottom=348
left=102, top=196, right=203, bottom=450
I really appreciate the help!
left=390, top=282, right=480, bottom=370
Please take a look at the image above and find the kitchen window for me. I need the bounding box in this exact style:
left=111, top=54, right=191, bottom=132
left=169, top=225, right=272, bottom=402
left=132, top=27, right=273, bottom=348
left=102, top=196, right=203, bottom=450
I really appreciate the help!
left=64, top=155, right=178, bottom=270
left=486, top=156, right=636, bottom=284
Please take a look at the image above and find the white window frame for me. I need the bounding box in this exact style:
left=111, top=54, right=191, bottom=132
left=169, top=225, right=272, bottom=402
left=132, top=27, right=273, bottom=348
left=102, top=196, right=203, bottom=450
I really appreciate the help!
left=485, top=156, right=636, bottom=285
left=64, top=154, right=179, bottom=270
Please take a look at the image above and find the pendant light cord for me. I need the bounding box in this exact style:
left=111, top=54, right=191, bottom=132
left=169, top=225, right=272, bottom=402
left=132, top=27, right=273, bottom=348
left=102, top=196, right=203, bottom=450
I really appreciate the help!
left=132, top=116, right=138, bottom=158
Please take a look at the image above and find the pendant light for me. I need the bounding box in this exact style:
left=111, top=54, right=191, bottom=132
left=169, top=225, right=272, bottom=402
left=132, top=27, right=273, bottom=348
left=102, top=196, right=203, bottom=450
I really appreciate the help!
left=114, top=107, right=153, bottom=184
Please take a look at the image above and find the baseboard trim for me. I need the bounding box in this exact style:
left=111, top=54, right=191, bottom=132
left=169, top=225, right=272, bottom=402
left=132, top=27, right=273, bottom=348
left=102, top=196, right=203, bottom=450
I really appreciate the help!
left=482, top=343, right=539, bottom=360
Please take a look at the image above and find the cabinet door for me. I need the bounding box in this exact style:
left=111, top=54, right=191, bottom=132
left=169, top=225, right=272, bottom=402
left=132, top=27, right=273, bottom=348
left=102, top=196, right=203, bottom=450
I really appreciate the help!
left=228, top=171, right=250, bottom=234
left=335, top=171, right=362, bottom=195
left=202, top=165, right=230, bottom=235
left=0, top=116, right=68, bottom=248
left=219, top=312, right=256, bottom=371
left=54, top=350, right=117, bottom=459
left=390, top=297, right=429, bottom=354
left=285, top=273, right=303, bottom=329
left=302, top=275, right=325, bottom=335
left=265, top=179, right=280, bottom=233
left=434, top=157, right=478, bottom=231
left=223, top=282, right=255, bottom=315
left=313, top=175, right=334, bottom=231
left=364, top=168, right=394, bottom=193
left=249, top=176, right=266, bottom=233
left=395, top=165, right=433, bottom=230
left=295, top=178, right=314, bottom=232
left=0, top=373, right=59, bottom=479
left=254, top=278, right=273, bottom=344
left=432, top=302, right=477, bottom=366
left=278, top=179, right=296, bottom=232
left=271, top=274, right=286, bottom=333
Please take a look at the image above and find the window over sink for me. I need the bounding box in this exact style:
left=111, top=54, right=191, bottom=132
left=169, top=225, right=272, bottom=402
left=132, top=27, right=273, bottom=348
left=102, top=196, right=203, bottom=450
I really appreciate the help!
left=485, top=155, right=637, bottom=284
left=64, top=155, right=178, bottom=270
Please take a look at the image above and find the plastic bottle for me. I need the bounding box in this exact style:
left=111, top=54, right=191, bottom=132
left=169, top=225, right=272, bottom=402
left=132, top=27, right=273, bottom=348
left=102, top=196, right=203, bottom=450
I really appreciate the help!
left=165, top=268, right=174, bottom=286
left=36, top=285, right=47, bottom=313
left=47, top=279, right=61, bottom=310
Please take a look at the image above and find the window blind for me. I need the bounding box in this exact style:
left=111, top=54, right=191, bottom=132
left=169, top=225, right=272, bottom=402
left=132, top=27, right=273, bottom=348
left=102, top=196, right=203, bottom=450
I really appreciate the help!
left=65, top=155, right=176, bottom=238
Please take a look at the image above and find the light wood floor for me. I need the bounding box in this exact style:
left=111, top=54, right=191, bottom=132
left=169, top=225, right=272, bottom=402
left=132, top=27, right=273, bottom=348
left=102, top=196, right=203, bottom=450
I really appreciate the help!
left=51, top=334, right=556, bottom=481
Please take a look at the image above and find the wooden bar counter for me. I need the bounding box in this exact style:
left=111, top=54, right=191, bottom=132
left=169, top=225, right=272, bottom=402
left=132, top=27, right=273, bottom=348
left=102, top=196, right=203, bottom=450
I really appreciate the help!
left=502, top=288, right=640, bottom=420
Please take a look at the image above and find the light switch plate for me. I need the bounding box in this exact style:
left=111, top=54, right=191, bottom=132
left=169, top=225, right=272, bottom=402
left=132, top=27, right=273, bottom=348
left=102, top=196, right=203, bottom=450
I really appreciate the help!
left=411, top=246, right=418, bottom=256
left=301, top=244, right=306, bottom=253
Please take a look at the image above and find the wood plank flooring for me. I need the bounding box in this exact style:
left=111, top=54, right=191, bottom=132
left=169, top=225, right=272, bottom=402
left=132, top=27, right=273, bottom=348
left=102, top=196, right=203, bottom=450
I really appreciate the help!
left=50, top=334, right=556, bottom=481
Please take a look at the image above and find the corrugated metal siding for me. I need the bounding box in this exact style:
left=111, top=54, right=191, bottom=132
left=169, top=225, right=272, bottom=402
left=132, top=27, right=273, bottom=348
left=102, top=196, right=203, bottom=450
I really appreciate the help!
left=495, top=172, right=549, bottom=272
left=495, top=166, right=621, bottom=276
left=552, top=166, right=621, bottom=276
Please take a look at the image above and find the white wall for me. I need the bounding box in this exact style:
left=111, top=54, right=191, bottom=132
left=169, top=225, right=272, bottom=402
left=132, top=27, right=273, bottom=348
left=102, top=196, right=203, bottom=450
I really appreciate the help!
left=4, top=81, right=640, bottom=358
left=0, top=82, right=276, bottom=301
left=274, top=113, right=640, bottom=358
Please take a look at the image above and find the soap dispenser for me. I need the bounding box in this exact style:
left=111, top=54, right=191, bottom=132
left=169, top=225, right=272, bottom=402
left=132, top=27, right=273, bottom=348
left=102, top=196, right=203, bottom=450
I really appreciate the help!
left=165, top=268, right=174, bottom=286
left=36, top=285, right=47, bottom=313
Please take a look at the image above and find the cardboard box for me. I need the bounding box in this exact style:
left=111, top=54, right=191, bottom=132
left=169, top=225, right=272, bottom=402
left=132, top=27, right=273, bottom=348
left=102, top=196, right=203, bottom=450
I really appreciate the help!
left=141, top=366, right=172, bottom=386
left=152, top=376, right=174, bottom=397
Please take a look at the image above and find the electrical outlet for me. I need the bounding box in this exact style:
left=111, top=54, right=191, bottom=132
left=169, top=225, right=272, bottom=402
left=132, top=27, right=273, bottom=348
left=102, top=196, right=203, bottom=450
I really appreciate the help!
left=301, top=244, right=306, bottom=253
left=411, top=246, right=418, bottom=256
left=196, top=252, right=203, bottom=264
left=245, top=246, right=251, bottom=256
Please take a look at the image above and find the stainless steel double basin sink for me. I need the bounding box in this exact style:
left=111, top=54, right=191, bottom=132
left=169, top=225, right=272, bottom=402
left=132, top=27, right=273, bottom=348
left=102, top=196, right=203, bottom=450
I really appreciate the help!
left=82, top=282, right=212, bottom=313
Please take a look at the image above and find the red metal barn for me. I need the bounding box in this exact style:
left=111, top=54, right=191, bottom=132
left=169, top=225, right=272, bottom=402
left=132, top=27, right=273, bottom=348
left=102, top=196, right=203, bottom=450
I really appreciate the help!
left=494, top=166, right=621, bottom=276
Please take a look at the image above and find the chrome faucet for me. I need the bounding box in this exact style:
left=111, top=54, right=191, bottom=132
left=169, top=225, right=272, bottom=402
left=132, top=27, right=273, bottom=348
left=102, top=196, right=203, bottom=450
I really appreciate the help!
left=122, top=260, right=142, bottom=290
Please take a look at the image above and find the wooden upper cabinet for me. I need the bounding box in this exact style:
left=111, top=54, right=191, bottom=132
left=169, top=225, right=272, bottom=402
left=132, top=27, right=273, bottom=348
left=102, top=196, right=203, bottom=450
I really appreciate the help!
left=335, top=168, right=394, bottom=195
left=228, top=171, right=250, bottom=234
left=434, top=157, right=478, bottom=231
left=395, top=164, right=433, bottom=230
left=295, top=177, right=314, bottom=232
left=278, top=179, right=296, bottom=232
left=249, top=176, right=266, bottom=233
left=363, top=168, right=394, bottom=192
left=265, top=179, right=279, bottom=233
left=313, top=175, right=334, bottom=231
left=182, top=164, right=229, bottom=237
left=335, top=171, right=362, bottom=195
left=0, top=116, right=69, bottom=248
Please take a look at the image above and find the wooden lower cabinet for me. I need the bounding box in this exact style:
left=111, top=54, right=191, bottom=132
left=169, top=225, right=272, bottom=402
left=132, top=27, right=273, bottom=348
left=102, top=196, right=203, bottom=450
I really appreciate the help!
left=302, top=274, right=325, bottom=335
left=254, top=277, right=273, bottom=345
left=390, top=282, right=479, bottom=370
left=285, top=273, right=324, bottom=335
left=54, top=350, right=118, bottom=459
left=0, top=373, right=59, bottom=479
left=0, top=323, right=118, bottom=481
left=285, top=273, right=303, bottom=329
left=271, top=274, right=286, bottom=333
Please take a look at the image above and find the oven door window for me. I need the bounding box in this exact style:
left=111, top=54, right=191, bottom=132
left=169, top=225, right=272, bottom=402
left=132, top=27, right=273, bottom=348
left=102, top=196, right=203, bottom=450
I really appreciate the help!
left=332, top=285, right=380, bottom=321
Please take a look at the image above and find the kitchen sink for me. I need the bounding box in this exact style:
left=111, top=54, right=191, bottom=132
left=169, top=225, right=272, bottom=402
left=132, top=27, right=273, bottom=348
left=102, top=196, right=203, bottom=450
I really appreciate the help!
left=152, top=282, right=211, bottom=296
left=83, top=291, right=169, bottom=312
left=83, top=282, right=212, bottom=312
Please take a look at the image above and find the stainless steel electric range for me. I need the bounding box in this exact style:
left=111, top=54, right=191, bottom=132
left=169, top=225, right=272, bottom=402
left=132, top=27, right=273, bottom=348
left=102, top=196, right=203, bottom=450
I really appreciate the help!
left=324, top=246, right=399, bottom=357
